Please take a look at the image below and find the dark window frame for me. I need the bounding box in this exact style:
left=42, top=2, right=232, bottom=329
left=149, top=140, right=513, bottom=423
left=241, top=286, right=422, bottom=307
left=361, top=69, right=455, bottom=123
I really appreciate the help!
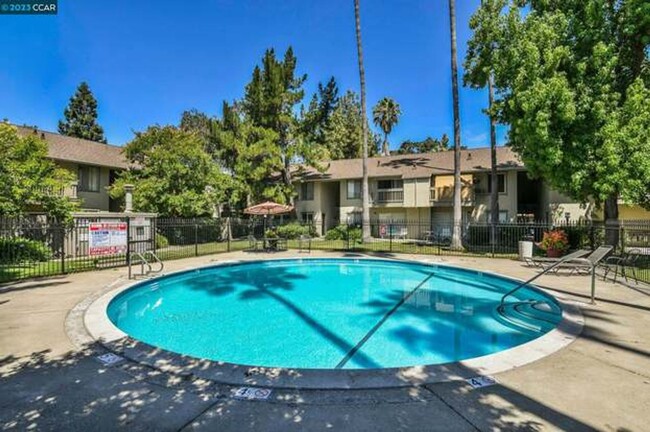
left=300, top=182, right=314, bottom=201
left=377, top=179, right=404, bottom=190
left=486, top=174, right=506, bottom=194
left=78, top=165, right=101, bottom=193
left=347, top=179, right=361, bottom=199
left=301, top=212, right=314, bottom=224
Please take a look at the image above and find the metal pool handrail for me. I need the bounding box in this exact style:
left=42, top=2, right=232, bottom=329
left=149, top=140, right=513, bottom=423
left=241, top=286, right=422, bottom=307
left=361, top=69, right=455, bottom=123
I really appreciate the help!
left=499, top=249, right=591, bottom=308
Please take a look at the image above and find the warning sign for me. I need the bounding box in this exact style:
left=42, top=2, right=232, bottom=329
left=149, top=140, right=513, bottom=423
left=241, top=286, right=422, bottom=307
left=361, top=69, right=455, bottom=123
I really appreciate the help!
left=89, top=222, right=128, bottom=256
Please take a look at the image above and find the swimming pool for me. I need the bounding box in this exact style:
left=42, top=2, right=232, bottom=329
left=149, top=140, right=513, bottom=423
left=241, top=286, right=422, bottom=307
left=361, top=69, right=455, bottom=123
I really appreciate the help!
left=106, top=258, right=562, bottom=370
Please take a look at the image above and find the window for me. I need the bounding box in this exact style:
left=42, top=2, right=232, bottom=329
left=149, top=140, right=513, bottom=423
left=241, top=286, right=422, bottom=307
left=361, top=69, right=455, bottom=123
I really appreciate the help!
left=347, top=211, right=362, bottom=225
left=487, top=210, right=509, bottom=223
left=78, top=165, right=100, bottom=192
left=377, top=179, right=403, bottom=190
left=347, top=180, right=361, bottom=199
left=301, top=212, right=314, bottom=224
left=299, top=182, right=314, bottom=201
left=486, top=174, right=506, bottom=194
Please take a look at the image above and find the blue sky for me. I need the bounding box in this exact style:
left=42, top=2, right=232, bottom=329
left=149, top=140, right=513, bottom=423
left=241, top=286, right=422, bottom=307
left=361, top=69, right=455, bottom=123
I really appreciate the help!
left=1, top=0, right=507, bottom=149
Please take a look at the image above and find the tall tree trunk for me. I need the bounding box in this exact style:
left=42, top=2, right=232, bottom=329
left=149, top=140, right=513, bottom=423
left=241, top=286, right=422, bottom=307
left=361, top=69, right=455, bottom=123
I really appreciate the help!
left=281, top=153, right=294, bottom=207
left=488, top=74, right=499, bottom=245
left=382, top=133, right=389, bottom=156
left=604, top=193, right=620, bottom=249
left=354, top=0, right=371, bottom=241
left=448, top=0, right=463, bottom=250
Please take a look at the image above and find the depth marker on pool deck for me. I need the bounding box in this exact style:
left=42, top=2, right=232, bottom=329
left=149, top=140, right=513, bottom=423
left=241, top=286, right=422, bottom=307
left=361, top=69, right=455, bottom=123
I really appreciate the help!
left=466, top=375, right=498, bottom=389
left=232, top=387, right=272, bottom=400
left=335, top=272, right=436, bottom=369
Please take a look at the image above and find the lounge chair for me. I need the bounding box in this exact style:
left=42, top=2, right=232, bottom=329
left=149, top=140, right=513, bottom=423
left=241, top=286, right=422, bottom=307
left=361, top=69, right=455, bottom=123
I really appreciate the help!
left=541, top=246, right=614, bottom=275
left=523, top=250, right=590, bottom=268
left=601, top=248, right=642, bottom=284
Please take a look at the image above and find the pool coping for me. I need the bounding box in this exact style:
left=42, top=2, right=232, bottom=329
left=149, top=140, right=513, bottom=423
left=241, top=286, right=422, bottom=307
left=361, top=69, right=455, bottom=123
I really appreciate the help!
left=82, top=256, right=584, bottom=390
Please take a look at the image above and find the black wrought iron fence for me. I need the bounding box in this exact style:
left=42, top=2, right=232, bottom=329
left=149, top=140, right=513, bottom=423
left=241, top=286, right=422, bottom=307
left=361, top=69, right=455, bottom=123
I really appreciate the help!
left=1, top=216, right=648, bottom=284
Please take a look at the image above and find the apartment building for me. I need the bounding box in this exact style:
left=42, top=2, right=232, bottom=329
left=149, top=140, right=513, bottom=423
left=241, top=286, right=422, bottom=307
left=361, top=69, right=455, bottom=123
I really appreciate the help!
left=17, top=126, right=131, bottom=212
left=292, top=147, right=595, bottom=236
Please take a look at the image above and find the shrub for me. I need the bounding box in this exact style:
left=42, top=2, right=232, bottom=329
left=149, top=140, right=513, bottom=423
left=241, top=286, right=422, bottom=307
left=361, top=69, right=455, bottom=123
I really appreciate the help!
left=539, top=229, right=569, bottom=252
left=274, top=223, right=315, bottom=239
left=157, top=220, right=222, bottom=245
left=465, top=225, right=530, bottom=249
left=325, top=225, right=362, bottom=243
left=155, top=233, right=169, bottom=249
left=563, top=225, right=591, bottom=250
left=0, top=237, right=52, bottom=264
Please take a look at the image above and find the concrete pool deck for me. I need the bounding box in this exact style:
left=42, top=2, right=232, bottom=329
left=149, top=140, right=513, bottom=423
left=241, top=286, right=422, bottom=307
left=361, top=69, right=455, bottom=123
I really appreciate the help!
left=1, top=251, right=649, bottom=431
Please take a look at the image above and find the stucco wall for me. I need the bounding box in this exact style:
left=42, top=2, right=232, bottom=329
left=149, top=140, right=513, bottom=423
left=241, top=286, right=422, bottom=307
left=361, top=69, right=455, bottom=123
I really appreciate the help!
left=540, top=184, right=592, bottom=222
left=57, top=161, right=112, bottom=211
left=403, top=178, right=431, bottom=208
left=472, top=171, right=519, bottom=222
left=295, top=181, right=323, bottom=219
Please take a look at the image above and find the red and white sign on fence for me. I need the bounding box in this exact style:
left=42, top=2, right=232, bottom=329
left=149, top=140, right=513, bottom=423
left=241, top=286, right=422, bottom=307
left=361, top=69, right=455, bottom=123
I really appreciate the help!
left=88, top=222, right=128, bottom=256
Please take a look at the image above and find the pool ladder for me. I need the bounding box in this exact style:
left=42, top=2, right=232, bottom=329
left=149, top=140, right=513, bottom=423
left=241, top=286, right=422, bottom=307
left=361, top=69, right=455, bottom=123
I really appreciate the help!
left=129, top=251, right=164, bottom=279
left=496, top=250, right=589, bottom=331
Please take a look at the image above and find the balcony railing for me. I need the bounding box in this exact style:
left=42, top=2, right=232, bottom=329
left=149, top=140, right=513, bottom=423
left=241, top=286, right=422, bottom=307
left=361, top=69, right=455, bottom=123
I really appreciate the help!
left=373, top=189, right=404, bottom=204
left=430, top=186, right=474, bottom=204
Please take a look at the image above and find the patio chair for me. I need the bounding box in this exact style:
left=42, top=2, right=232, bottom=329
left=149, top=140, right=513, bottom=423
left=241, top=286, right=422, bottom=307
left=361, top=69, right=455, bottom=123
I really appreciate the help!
left=601, top=248, right=642, bottom=284
left=247, top=234, right=260, bottom=252
left=298, top=234, right=312, bottom=253
left=542, top=246, right=613, bottom=275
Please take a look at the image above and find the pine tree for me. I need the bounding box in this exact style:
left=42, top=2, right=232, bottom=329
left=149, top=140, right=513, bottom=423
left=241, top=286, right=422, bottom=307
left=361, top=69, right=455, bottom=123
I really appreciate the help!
left=58, top=82, right=106, bottom=143
left=241, top=47, right=307, bottom=204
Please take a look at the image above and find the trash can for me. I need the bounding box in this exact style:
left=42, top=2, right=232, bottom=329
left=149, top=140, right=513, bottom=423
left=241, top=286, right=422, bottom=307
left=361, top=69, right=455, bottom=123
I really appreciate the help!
left=518, top=240, right=533, bottom=261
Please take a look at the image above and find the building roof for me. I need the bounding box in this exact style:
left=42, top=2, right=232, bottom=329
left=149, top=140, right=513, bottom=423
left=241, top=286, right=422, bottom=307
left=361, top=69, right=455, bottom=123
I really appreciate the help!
left=292, top=146, right=523, bottom=181
left=15, top=126, right=131, bottom=170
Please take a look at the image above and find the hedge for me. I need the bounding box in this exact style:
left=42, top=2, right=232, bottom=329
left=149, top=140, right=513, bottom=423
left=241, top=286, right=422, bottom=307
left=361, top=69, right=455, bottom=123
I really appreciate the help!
left=0, top=237, right=53, bottom=264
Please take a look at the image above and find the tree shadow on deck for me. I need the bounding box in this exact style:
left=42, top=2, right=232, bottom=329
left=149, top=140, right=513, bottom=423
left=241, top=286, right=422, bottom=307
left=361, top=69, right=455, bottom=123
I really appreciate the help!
left=0, top=343, right=223, bottom=431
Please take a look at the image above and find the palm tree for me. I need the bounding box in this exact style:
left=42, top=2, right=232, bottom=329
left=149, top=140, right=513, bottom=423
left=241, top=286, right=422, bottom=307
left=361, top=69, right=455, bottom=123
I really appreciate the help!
left=354, top=0, right=371, bottom=241
left=372, top=97, right=402, bottom=156
left=464, top=0, right=505, bottom=246
left=448, top=0, right=463, bottom=250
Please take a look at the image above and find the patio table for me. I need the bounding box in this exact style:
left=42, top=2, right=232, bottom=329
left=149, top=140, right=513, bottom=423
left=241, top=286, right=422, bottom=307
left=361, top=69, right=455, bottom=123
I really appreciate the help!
left=261, top=237, right=287, bottom=252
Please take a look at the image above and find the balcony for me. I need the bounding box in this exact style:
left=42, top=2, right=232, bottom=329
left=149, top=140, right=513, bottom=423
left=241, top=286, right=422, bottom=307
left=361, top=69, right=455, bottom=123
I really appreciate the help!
left=430, top=185, right=474, bottom=205
left=372, top=189, right=404, bottom=204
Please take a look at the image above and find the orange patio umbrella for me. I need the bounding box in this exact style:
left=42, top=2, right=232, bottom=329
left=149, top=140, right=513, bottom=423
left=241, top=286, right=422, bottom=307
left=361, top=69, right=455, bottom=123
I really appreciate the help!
left=243, top=201, right=294, bottom=233
left=243, top=201, right=294, bottom=216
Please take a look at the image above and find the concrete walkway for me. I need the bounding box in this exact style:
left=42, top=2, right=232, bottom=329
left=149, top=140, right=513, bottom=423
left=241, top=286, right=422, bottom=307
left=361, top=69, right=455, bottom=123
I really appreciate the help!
left=1, top=251, right=649, bottom=431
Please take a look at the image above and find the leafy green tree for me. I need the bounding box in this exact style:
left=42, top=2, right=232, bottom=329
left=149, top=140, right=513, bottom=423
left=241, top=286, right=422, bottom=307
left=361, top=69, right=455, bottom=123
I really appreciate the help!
left=0, top=124, right=76, bottom=220
left=490, top=0, right=650, bottom=242
left=372, top=97, right=402, bottom=156
left=464, top=0, right=506, bottom=241
left=58, top=82, right=106, bottom=143
left=321, top=90, right=380, bottom=159
left=396, top=134, right=449, bottom=155
left=354, top=0, right=371, bottom=240
left=448, top=0, right=464, bottom=250
left=179, top=109, right=213, bottom=138
left=109, top=126, right=233, bottom=217
left=178, top=103, right=285, bottom=206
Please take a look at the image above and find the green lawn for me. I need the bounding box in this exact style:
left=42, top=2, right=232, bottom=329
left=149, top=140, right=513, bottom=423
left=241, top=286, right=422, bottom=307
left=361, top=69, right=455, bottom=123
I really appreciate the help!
left=2, top=238, right=648, bottom=285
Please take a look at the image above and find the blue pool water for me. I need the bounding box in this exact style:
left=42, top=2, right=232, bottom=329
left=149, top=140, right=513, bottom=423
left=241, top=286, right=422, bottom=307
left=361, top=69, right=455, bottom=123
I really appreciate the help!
left=107, top=259, right=562, bottom=370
